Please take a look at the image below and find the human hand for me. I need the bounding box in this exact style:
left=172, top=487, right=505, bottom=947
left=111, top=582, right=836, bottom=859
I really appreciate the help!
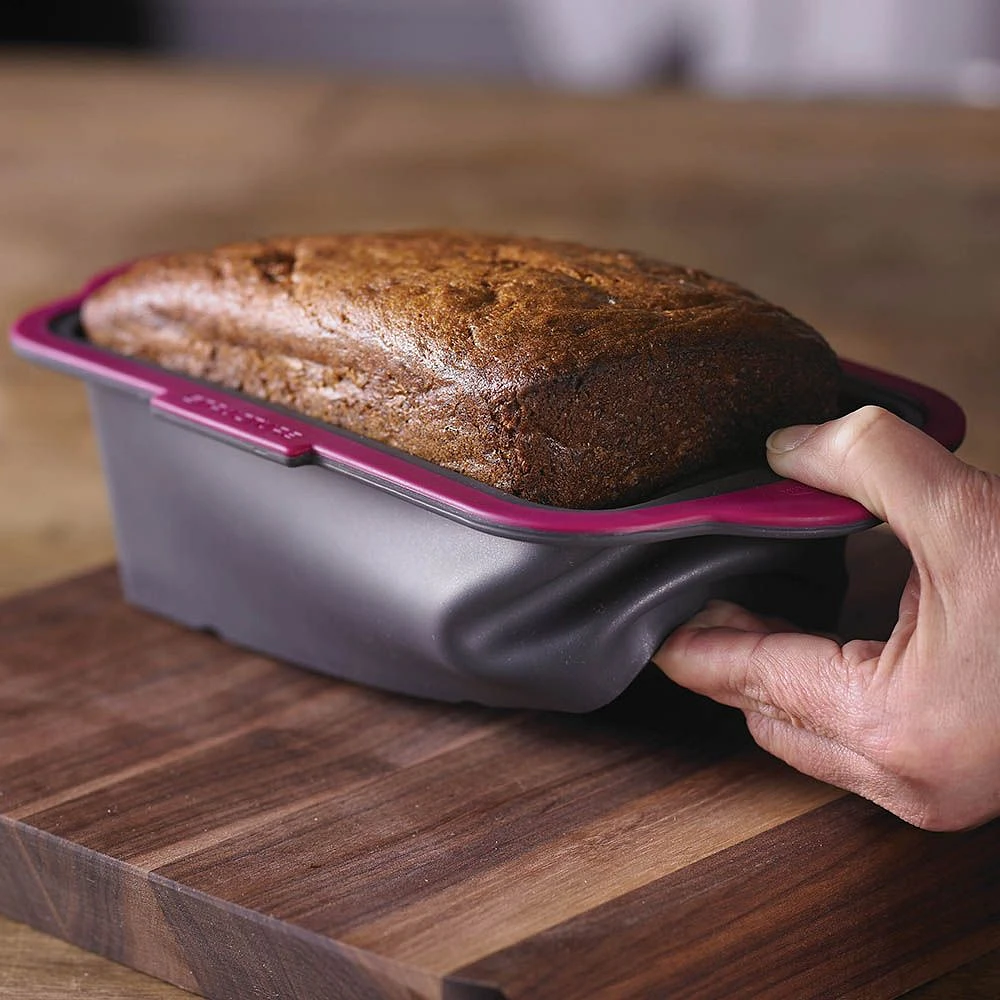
left=654, top=406, right=1000, bottom=831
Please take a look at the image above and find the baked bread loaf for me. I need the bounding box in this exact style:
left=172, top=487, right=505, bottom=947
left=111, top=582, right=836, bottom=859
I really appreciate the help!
left=81, top=231, right=841, bottom=508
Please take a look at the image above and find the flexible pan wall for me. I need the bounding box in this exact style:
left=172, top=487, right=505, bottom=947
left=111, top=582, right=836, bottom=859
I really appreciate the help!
left=88, top=382, right=848, bottom=711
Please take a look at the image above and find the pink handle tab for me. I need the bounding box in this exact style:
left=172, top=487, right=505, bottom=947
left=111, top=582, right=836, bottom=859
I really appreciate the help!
left=151, top=390, right=314, bottom=460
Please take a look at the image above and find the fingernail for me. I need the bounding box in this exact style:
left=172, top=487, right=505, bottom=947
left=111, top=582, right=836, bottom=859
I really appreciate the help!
left=766, top=425, right=817, bottom=454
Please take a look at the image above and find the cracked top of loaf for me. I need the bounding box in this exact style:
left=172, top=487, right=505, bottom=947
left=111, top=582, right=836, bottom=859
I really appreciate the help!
left=81, top=230, right=841, bottom=508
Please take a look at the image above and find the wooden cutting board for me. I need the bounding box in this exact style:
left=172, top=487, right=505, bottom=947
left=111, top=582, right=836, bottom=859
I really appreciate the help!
left=1, top=567, right=998, bottom=1000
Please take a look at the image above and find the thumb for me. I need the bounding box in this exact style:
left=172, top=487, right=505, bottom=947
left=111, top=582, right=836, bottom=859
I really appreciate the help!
left=766, top=405, right=973, bottom=561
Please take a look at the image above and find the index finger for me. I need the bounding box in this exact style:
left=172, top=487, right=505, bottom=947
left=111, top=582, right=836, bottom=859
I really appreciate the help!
left=654, top=606, right=885, bottom=744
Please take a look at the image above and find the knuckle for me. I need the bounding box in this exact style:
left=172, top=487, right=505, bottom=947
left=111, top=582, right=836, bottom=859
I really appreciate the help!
left=833, top=405, right=893, bottom=469
left=740, top=635, right=841, bottom=731
left=737, top=634, right=783, bottom=708
left=839, top=403, right=891, bottom=436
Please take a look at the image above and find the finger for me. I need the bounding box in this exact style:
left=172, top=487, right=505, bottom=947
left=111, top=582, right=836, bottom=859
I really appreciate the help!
left=765, top=405, right=972, bottom=560
left=654, top=620, right=884, bottom=743
left=656, top=622, right=906, bottom=812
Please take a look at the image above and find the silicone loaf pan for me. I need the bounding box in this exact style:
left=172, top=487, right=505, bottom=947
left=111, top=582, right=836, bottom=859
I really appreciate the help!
left=11, top=269, right=966, bottom=711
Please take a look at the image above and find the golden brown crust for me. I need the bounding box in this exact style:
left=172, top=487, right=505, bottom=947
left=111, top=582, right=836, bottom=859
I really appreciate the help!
left=80, top=231, right=841, bottom=507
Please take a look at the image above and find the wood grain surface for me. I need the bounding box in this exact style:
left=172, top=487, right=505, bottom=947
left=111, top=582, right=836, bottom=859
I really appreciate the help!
left=1, top=54, right=998, bottom=998
left=1, top=568, right=999, bottom=1000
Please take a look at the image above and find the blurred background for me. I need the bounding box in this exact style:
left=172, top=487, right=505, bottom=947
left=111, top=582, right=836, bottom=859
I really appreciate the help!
left=5, top=0, right=1000, bottom=102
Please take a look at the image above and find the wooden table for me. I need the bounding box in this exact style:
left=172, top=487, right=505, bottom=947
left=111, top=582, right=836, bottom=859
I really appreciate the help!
left=1, top=55, right=998, bottom=998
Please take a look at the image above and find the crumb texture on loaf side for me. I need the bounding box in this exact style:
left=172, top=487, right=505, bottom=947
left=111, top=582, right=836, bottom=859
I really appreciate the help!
left=80, top=231, right=841, bottom=507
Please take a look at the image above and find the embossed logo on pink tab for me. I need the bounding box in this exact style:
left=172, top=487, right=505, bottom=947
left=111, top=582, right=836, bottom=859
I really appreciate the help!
left=178, top=393, right=306, bottom=443
left=151, top=390, right=314, bottom=459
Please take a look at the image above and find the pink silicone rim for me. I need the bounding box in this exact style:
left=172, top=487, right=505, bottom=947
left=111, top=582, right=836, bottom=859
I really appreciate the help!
left=10, top=267, right=967, bottom=539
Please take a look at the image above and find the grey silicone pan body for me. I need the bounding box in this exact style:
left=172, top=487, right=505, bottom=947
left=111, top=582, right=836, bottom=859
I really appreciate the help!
left=88, top=381, right=849, bottom=711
